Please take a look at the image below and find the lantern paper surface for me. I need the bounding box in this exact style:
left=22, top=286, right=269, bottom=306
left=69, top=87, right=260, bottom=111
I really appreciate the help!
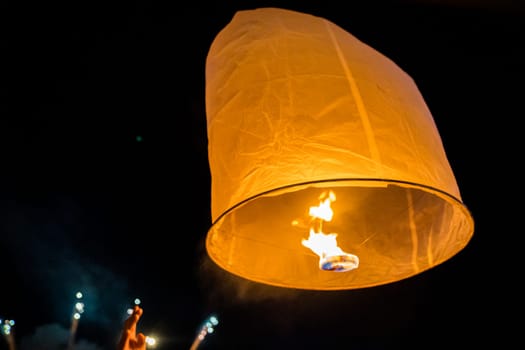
left=205, top=7, right=474, bottom=290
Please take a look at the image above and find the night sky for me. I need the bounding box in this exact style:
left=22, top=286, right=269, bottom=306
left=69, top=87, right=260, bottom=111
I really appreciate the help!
left=3, top=1, right=523, bottom=349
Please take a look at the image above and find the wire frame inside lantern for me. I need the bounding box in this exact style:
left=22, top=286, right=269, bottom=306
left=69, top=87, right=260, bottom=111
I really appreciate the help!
left=204, top=8, right=474, bottom=290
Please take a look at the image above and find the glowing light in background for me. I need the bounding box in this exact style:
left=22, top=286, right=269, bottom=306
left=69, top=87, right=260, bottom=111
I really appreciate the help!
left=67, top=291, right=85, bottom=350
left=126, top=298, right=142, bottom=316
left=189, top=315, right=219, bottom=350
left=145, top=336, right=157, bottom=347
left=1, top=318, right=16, bottom=350
left=1, top=319, right=15, bottom=335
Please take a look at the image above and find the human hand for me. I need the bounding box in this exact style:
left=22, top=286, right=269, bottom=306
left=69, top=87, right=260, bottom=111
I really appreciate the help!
left=117, top=305, right=147, bottom=350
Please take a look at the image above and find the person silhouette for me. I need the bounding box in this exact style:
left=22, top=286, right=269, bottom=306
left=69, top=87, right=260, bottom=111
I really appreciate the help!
left=117, top=305, right=147, bottom=350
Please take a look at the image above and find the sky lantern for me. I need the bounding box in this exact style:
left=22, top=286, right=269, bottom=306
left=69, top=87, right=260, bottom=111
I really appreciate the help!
left=204, top=7, right=474, bottom=290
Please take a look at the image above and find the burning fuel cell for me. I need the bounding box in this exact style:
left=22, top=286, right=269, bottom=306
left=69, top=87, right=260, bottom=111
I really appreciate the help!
left=299, top=190, right=359, bottom=272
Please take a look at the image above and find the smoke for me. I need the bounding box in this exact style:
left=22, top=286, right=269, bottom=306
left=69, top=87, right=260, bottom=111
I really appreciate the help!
left=17, top=323, right=103, bottom=350
left=1, top=194, right=135, bottom=348
left=197, top=244, right=300, bottom=305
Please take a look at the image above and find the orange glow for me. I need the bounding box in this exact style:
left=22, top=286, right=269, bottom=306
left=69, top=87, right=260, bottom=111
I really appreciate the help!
left=204, top=8, right=474, bottom=290
left=301, top=191, right=359, bottom=272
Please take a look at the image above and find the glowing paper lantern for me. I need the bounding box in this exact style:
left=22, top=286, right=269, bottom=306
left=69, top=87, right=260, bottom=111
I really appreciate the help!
left=204, top=7, right=474, bottom=290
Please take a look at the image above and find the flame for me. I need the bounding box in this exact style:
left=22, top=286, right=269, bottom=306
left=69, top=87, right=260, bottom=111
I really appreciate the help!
left=301, top=191, right=359, bottom=272
left=308, top=190, right=336, bottom=221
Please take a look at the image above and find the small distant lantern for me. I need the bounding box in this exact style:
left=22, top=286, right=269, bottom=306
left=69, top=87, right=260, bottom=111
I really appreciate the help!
left=204, top=7, right=474, bottom=290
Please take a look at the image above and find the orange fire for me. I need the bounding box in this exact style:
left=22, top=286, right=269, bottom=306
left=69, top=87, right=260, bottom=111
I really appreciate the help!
left=301, top=190, right=359, bottom=272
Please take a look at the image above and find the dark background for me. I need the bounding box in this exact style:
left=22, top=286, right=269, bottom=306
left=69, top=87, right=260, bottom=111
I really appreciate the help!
left=2, top=0, right=523, bottom=349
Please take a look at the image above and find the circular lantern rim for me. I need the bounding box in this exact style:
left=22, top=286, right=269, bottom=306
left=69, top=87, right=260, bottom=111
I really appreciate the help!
left=209, top=178, right=473, bottom=228
left=205, top=178, right=475, bottom=290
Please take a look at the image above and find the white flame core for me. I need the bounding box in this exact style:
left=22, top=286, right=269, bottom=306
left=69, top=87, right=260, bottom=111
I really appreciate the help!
left=300, top=190, right=359, bottom=272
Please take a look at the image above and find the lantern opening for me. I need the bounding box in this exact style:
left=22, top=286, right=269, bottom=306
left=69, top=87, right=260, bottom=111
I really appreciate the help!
left=299, top=190, right=359, bottom=272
